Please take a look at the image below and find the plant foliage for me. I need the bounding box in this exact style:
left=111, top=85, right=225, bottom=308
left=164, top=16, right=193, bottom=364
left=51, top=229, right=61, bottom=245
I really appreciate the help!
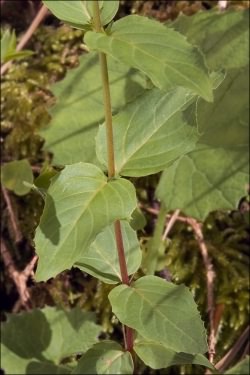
left=1, top=2, right=249, bottom=375
left=1, top=307, right=101, bottom=374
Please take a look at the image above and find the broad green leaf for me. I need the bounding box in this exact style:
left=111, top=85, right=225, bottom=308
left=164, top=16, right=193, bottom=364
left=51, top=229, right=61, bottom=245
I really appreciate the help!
left=224, top=356, right=249, bottom=374
left=109, top=275, right=208, bottom=354
left=1, top=307, right=101, bottom=375
left=72, top=341, right=134, bottom=374
left=43, top=1, right=119, bottom=31
left=1, top=159, right=33, bottom=195
left=41, top=52, right=147, bottom=166
left=75, top=220, right=142, bottom=284
left=43, top=1, right=91, bottom=30
left=130, top=207, right=146, bottom=231
left=171, top=9, right=249, bottom=70
left=194, top=68, right=249, bottom=148
left=85, top=15, right=213, bottom=101
left=157, top=67, right=249, bottom=221
left=96, top=87, right=198, bottom=177
left=35, top=162, right=137, bottom=281
left=157, top=146, right=248, bottom=221
left=134, top=336, right=214, bottom=370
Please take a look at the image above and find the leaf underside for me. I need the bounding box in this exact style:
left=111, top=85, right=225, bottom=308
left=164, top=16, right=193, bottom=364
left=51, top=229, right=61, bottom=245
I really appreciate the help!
left=85, top=15, right=213, bottom=101
left=157, top=67, right=249, bottom=221
left=109, top=275, right=208, bottom=354
left=1, top=307, right=101, bottom=374
left=41, top=53, right=147, bottom=166
left=72, top=341, right=134, bottom=375
left=171, top=8, right=249, bottom=71
left=42, top=1, right=119, bottom=30
left=96, top=87, right=198, bottom=177
left=157, top=10, right=249, bottom=221
left=75, top=220, right=142, bottom=284
left=34, top=163, right=137, bottom=281
left=134, top=336, right=214, bottom=370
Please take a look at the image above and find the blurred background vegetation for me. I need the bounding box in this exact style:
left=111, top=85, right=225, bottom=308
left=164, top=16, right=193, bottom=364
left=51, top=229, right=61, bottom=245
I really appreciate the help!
left=1, top=1, right=249, bottom=374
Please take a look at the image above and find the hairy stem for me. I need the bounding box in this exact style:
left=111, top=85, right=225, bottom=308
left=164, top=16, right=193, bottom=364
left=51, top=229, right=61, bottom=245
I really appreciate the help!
left=92, top=0, right=133, bottom=355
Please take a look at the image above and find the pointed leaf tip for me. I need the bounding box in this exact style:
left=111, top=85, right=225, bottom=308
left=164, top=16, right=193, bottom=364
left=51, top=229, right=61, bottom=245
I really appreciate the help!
left=109, top=275, right=208, bottom=354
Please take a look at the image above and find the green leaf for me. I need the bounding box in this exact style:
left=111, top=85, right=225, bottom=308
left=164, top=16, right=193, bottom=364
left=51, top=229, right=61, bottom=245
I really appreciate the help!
left=72, top=341, right=134, bottom=374
left=42, top=1, right=119, bottom=31
left=85, top=15, right=213, bottom=101
left=75, top=220, right=142, bottom=284
left=41, top=52, right=147, bottom=166
left=34, top=164, right=59, bottom=190
left=26, top=362, right=71, bottom=375
left=130, top=208, right=146, bottom=231
left=157, top=146, right=248, bottom=221
left=3, top=49, right=34, bottom=63
left=1, top=28, right=16, bottom=63
left=35, top=162, right=137, bottom=281
left=156, top=67, right=249, bottom=221
left=1, top=307, right=101, bottom=374
left=224, top=356, right=249, bottom=374
left=96, top=87, right=198, bottom=177
left=171, top=9, right=249, bottom=70
left=86, top=0, right=119, bottom=27
left=194, top=68, right=249, bottom=148
left=109, top=275, right=208, bottom=354
left=1, top=159, right=33, bottom=196
left=134, top=336, right=214, bottom=370
left=32, top=165, right=59, bottom=200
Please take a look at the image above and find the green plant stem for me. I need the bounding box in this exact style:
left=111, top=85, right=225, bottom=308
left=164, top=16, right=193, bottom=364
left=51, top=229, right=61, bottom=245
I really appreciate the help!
left=92, top=0, right=134, bottom=355
left=92, top=0, right=115, bottom=178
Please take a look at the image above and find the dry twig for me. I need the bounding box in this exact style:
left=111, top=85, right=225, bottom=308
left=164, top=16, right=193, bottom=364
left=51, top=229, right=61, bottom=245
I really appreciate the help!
left=2, top=187, right=22, bottom=243
left=1, top=4, right=48, bottom=75
left=1, top=238, right=37, bottom=309
left=206, top=325, right=249, bottom=374
left=162, top=209, right=180, bottom=241
left=189, top=218, right=216, bottom=363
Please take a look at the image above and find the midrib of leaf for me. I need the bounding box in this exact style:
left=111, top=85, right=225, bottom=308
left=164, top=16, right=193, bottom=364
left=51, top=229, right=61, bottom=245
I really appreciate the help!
left=80, top=1, right=91, bottom=20
left=84, top=242, right=121, bottom=278
left=102, top=351, right=124, bottom=371
left=133, top=287, right=200, bottom=350
left=119, top=90, right=195, bottom=171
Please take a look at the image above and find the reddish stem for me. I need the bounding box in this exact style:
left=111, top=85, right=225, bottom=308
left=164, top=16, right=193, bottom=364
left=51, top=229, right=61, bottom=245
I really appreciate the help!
left=125, top=326, right=134, bottom=352
left=114, top=221, right=130, bottom=285
left=92, top=0, right=134, bottom=357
